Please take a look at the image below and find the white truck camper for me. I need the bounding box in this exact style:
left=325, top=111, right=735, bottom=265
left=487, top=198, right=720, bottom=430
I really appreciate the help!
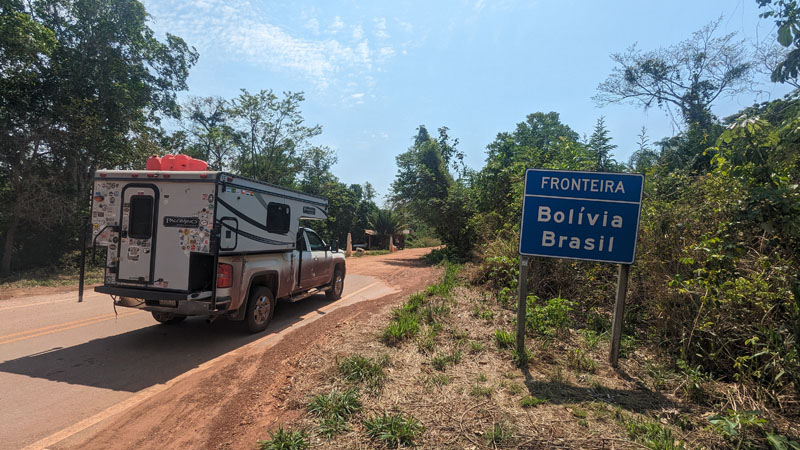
left=87, top=170, right=346, bottom=332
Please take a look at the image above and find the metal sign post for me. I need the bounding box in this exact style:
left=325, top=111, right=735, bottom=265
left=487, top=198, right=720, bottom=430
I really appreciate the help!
left=609, top=264, right=630, bottom=367
left=516, top=257, right=529, bottom=356
left=518, top=169, right=644, bottom=367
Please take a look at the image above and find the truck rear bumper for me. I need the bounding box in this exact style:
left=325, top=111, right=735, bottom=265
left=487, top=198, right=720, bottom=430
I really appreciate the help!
left=95, top=285, right=229, bottom=316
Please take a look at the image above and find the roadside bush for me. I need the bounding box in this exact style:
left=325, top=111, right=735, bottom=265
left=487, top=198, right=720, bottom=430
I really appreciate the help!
left=526, top=296, right=574, bottom=336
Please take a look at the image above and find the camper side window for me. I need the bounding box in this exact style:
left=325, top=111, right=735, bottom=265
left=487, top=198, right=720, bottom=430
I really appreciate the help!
left=128, top=196, right=154, bottom=239
left=267, top=202, right=290, bottom=234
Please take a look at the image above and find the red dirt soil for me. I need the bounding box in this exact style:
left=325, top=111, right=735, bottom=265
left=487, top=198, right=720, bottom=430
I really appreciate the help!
left=57, top=247, right=440, bottom=450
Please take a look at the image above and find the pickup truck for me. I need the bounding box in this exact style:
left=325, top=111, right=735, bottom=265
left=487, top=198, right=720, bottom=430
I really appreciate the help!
left=89, top=169, right=346, bottom=333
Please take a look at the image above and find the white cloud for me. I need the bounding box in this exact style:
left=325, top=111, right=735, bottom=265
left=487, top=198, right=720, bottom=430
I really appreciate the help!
left=352, top=24, right=364, bottom=40
left=142, top=0, right=397, bottom=94
left=374, top=17, right=390, bottom=39
left=377, top=46, right=395, bottom=63
left=396, top=20, right=414, bottom=33
left=473, top=0, right=486, bottom=12
left=329, top=16, right=345, bottom=34
left=305, top=17, right=320, bottom=34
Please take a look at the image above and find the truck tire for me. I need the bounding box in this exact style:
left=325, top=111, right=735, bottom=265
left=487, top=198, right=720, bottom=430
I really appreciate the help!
left=245, top=286, right=275, bottom=333
left=326, top=268, right=344, bottom=300
left=151, top=311, right=186, bottom=324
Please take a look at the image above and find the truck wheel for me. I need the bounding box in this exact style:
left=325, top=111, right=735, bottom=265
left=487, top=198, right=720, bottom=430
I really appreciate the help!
left=245, top=286, right=275, bottom=333
left=152, top=311, right=186, bottom=324
left=326, top=269, right=344, bottom=300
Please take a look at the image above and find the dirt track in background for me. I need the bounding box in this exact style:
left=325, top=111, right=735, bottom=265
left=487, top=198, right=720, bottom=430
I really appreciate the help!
left=56, top=248, right=440, bottom=450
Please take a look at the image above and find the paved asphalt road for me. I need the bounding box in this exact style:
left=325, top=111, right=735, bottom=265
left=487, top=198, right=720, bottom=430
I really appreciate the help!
left=0, top=274, right=394, bottom=450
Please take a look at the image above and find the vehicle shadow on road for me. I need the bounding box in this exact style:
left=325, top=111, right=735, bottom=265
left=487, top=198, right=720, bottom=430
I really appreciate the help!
left=0, top=294, right=336, bottom=393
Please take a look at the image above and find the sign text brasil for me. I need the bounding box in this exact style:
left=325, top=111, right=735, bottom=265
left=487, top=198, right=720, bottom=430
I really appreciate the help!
left=519, top=169, right=644, bottom=264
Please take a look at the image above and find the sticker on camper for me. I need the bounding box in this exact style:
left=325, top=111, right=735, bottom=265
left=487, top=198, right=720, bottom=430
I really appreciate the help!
left=303, top=206, right=316, bottom=215
left=163, top=216, right=200, bottom=228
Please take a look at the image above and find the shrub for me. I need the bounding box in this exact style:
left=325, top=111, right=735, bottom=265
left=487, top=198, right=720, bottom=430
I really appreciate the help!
left=363, top=412, right=424, bottom=448
left=526, top=296, right=574, bottom=336
left=479, top=255, right=519, bottom=289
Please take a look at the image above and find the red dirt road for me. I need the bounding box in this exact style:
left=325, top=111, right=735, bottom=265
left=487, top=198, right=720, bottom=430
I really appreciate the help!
left=53, top=248, right=440, bottom=450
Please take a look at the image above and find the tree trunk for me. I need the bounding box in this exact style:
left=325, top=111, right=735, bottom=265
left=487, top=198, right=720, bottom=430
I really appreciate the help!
left=1, top=202, right=22, bottom=275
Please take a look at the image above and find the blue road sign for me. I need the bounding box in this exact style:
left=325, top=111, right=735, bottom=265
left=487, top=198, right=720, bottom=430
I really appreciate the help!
left=519, top=169, right=644, bottom=264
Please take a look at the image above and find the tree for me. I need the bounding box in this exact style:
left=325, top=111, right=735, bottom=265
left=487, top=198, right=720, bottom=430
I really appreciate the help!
left=628, top=126, right=660, bottom=171
left=594, top=19, right=752, bottom=131
left=298, top=146, right=338, bottom=195
left=474, top=112, right=589, bottom=232
left=229, top=89, right=321, bottom=186
left=391, top=125, right=475, bottom=257
left=0, top=0, right=197, bottom=273
left=587, top=116, right=617, bottom=170
left=368, top=209, right=406, bottom=249
left=182, top=96, right=237, bottom=170
left=757, top=0, right=800, bottom=85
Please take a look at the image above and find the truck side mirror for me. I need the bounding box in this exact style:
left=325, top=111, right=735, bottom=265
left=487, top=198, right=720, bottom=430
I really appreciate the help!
left=330, top=240, right=339, bottom=252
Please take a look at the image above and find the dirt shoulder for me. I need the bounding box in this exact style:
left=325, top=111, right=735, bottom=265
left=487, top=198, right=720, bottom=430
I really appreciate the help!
left=57, top=248, right=440, bottom=450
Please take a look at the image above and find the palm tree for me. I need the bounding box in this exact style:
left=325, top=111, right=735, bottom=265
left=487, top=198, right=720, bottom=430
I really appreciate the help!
left=368, top=209, right=406, bottom=249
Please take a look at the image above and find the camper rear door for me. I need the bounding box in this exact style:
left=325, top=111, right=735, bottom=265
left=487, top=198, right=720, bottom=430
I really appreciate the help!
left=118, top=187, right=157, bottom=283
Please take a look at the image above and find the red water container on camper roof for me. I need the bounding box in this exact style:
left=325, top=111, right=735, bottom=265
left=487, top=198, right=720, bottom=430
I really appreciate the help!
left=145, top=154, right=209, bottom=171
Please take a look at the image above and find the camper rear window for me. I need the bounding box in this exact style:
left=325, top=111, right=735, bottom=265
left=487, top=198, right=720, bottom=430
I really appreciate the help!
left=267, top=203, right=290, bottom=234
left=129, top=196, right=154, bottom=239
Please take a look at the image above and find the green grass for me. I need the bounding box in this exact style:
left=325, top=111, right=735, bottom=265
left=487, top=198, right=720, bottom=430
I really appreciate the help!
left=521, top=395, right=547, bottom=408
left=363, top=412, right=424, bottom=448
left=469, top=341, right=485, bottom=353
left=571, top=407, right=588, bottom=419
left=430, top=350, right=462, bottom=371
left=494, top=329, right=514, bottom=349
left=0, top=266, right=104, bottom=290
left=307, top=389, right=361, bottom=437
left=428, top=373, right=453, bottom=387
left=625, top=418, right=686, bottom=450
left=486, top=422, right=512, bottom=445
left=469, top=384, right=493, bottom=398
left=450, top=328, right=468, bottom=343
left=257, top=427, right=309, bottom=450
left=512, top=346, right=533, bottom=367
left=382, top=309, right=420, bottom=345
left=352, top=249, right=391, bottom=257
left=504, top=382, right=525, bottom=395
left=567, top=348, right=597, bottom=373
left=579, top=329, right=602, bottom=352
left=338, top=354, right=389, bottom=391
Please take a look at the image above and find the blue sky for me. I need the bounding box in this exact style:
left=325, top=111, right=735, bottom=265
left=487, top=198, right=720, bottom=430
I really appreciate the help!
left=142, top=0, right=792, bottom=201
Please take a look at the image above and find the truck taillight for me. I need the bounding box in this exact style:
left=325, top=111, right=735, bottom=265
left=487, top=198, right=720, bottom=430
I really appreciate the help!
left=217, top=263, right=233, bottom=288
